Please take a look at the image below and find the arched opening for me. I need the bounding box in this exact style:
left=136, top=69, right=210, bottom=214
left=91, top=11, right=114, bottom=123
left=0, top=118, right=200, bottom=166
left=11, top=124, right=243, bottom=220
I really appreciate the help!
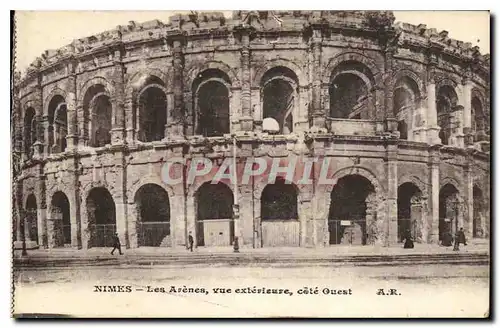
left=48, top=95, right=67, bottom=153
left=329, top=61, right=375, bottom=120
left=25, top=194, right=38, bottom=244
left=439, top=184, right=460, bottom=242
left=261, top=67, right=298, bottom=134
left=193, top=69, right=231, bottom=137
left=473, top=186, right=485, bottom=238
left=82, top=85, right=112, bottom=147
left=135, top=184, right=171, bottom=247
left=137, top=79, right=167, bottom=142
left=195, top=182, right=234, bottom=246
left=393, top=77, right=421, bottom=140
left=87, top=187, right=116, bottom=247
left=397, top=182, right=423, bottom=242
left=261, top=178, right=299, bottom=247
left=23, top=107, right=36, bottom=159
left=51, top=191, right=71, bottom=247
left=328, top=175, right=375, bottom=245
left=437, top=85, right=458, bottom=145
left=471, top=96, right=486, bottom=141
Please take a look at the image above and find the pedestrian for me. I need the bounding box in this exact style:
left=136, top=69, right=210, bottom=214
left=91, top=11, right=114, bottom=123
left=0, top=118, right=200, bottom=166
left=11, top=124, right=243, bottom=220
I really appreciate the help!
left=457, top=227, right=467, bottom=246
left=188, top=231, right=194, bottom=252
left=111, top=232, right=123, bottom=255
left=403, top=229, right=414, bottom=249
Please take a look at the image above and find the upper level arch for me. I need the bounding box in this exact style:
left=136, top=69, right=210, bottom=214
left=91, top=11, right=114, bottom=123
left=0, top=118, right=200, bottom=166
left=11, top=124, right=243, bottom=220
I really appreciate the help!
left=126, top=67, right=171, bottom=99
left=252, top=58, right=306, bottom=88
left=185, top=61, right=240, bottom=90
left=322, top=52, right=381, bottom=86
left=77, top=76, right=114, bottom=108
left=44, top=87, right=67, bottom=116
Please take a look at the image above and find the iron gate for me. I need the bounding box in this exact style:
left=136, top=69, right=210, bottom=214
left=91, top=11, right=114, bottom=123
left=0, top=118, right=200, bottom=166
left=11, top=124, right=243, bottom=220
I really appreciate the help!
left=138, top=222, right=171, bottom=247
left=197, top=219, right=234, bottom=247
left=63, top=224, right=71, bottom=245
left=89, top=224, right=116, bottom=247
left=328, top=220, right=366, bottom=245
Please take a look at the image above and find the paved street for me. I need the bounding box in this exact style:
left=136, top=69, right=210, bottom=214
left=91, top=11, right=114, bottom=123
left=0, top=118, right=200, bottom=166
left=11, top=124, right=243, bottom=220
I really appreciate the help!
left=13, top=261, right=489, bottom=318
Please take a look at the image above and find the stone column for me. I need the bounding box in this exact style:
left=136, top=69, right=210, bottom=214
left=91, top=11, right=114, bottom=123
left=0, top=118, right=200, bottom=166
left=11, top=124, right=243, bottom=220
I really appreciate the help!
left=410, top=196, right=424, bottom=242
left=43, top=115, right=52, bottom=155
left=386, top=142, right=398, bottom=246
left=464, top=159, right=474, bottom=240
left=170, top=193, right=186, bottom=248
left=167, top=34, right=185, bottom=140
left=310, top=28, right=325, bottom=128
left=126, top=202, right=138, bottom=248
left=365, top=193, right=378, bottom=245
left=426, top=62, right=441, bottom=144
left=461, top=72, right=474, bottom=146
left=66, top=64, right=78, bottom=150
left=239, top=28, right=253, bottom=131
left=383, top=47, right=398, bottom=132
left=114, top=153, right=129, bottom=248
left=240, top=181, right=254, bottom=247
left=428, top=146, right=441, bottom=243
left=185, top=192, right=196, bottom=247
left=111, top=49, right=126, bottom=145
left=124, top=95, right=135, bottom=144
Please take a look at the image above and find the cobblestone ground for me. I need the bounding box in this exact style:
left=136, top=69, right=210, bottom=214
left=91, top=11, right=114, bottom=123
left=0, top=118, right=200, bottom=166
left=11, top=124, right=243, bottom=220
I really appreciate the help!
left=13, top=263, right=489, bottom=318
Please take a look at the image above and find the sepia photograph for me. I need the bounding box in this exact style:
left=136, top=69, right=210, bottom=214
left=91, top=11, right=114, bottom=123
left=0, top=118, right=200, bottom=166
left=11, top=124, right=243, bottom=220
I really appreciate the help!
left=11, top=9, right=490, bottom=318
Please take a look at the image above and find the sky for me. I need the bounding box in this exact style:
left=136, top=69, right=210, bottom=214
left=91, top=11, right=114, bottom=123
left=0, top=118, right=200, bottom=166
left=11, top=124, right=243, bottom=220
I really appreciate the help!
left=14, top=11, right=490, bottom=73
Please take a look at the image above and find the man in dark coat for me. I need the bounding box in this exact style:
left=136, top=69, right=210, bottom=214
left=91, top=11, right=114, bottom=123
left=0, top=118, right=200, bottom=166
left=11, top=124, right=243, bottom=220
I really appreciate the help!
left=111, top=232, right=123, bottom=255
left=403, top=229, right=414, bottom=249
left=457, top=227, right=467, bottom=246
left=188, top=231, right=194, bottom=252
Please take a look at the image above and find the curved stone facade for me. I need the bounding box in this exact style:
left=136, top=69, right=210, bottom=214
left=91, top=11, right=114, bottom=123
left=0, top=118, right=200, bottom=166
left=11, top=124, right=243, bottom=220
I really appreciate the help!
left=12, top=11, right=490, bottom=250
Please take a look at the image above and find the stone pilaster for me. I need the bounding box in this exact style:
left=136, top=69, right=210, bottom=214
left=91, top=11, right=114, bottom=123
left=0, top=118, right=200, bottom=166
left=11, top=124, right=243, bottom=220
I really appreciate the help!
left=167, top=34, right=185, bottom=140
left=310, top=27, right=324, bottom=128
left=124, top=95, right=135, bottom=144
left=386, top=142, right=398, bottom=246
left=428, top=146, right=441, bottom=243
left=66, top=62, right=78, bottom=150
left=111, top=48, right=126, bottom=145
left=383, top=46, right=396, bottom=127
left=43, top=115, right=52, bottom=156
left=185, top=191, right=196, bottom=247
left=126, top=202, right=138, bottom=248
left=238, top=28, right=253, bottom=131
left=461, top=71, right=474, bottom=146
left=426, top=62, right=441, bottom=144
left=464, top=157, right=474, bottom=240
left=35, top=174, right=48, bottom=248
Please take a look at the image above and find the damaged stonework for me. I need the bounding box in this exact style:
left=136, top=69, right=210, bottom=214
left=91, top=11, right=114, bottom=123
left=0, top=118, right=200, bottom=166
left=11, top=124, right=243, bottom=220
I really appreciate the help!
left=13, top=11, right=490, bottom=251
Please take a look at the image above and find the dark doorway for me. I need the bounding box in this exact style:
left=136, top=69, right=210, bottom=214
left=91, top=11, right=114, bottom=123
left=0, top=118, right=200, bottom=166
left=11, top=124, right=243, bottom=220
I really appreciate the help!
left=196, top=182, right=234, bottom=247
left=87, top=187, right=116, bottom=247
left=135, top=184, right=171, bottom=247
left=473, top=186, right=484, bottom=238
left=260, top=178, right=299, bottom=247
left=439, top=184, right=460, bottom=241
left=397, top=183, right=422, bottom=242
left=51, top=191, right=71, bottom=247
left=25, top=194, right=38, bottom=243
left=328, top=175, right=375, bottom=245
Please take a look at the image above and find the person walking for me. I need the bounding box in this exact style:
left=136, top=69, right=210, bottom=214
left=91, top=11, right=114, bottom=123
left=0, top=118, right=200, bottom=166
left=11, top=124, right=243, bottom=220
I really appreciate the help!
left=111, top=232, right=123, bottom=255
left=188, top=231, right=194, bottom=252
